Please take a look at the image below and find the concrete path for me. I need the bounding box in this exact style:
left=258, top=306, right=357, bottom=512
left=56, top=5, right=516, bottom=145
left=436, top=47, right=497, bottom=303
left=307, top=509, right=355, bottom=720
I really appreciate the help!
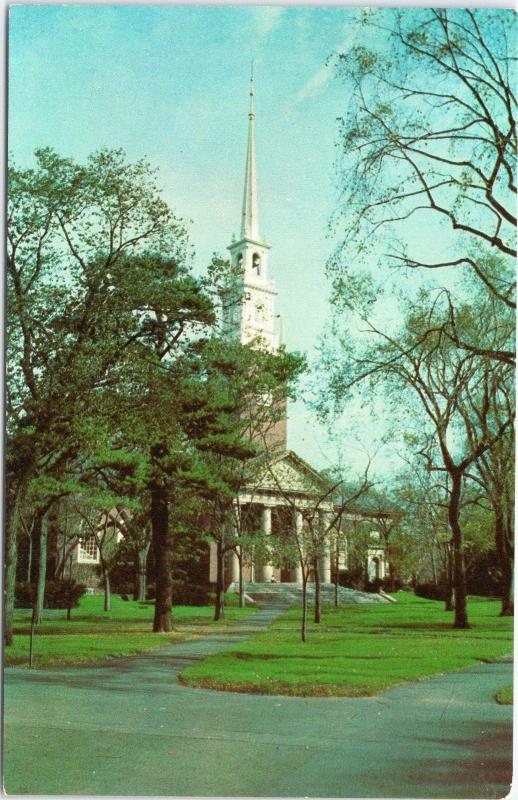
left=3, top=602, right=513, bottom=798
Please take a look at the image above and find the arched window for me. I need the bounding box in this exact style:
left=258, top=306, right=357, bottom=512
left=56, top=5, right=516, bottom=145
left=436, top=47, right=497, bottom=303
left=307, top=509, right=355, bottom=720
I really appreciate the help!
left=237, top=253, right=244, bottom=270
left=252, top=252, right=261, bottom=275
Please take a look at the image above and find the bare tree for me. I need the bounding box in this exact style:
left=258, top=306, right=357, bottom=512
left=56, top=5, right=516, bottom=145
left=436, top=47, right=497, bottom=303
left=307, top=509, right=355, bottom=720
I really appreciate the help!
left=332, top=9, right=516, bottom=315
left=262, top=457, right=347, bottom=640
left=464, top=371, right=515, bottom=615
left=336, top=293, right=513, bottom=628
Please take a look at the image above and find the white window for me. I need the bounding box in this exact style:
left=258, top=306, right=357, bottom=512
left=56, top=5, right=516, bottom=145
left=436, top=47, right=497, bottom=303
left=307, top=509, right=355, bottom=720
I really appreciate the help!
left=77, top=535, right=100, bottom=564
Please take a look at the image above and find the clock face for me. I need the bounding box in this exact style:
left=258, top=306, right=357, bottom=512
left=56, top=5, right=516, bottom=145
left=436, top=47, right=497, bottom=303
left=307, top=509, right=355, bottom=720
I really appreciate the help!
left=255, top=300, right=267, bottom=323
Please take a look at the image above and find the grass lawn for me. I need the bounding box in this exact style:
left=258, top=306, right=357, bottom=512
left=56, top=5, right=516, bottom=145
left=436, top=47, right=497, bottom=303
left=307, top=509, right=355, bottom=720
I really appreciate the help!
left=495, top=684, right=513, bottom=705
left=180, top=592, right=513, bottom=697
left=5, top=594, right=256, bottom=668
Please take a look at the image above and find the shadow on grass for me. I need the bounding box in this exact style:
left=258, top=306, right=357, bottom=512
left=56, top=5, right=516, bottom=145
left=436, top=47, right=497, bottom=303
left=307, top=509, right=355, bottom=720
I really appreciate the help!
left=232, top=651, right=386, bottom=661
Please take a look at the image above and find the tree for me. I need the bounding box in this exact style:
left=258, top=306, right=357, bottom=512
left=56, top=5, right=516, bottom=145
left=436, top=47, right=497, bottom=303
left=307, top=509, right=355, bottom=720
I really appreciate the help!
left=318, top=466, right=374, bottom=605
left=394, top=462, right=451, bottom=590
left=352, top=486, right=402, bottom=586
left=261, top=456, right=342, bottom=640
left=332, top=9, right=516, bottom=317
left=6, top=147, right=201, bottom=643
left=323, top=290, right=513, bottom=628
left=465, top=371, right=514, bottom=614
left=73, top=500, right=125, bottom=613
left=183, top=338, right=305, bottom=621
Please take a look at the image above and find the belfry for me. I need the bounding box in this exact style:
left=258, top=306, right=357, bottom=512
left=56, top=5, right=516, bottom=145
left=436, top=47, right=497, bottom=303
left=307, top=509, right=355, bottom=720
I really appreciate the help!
left=224, top=72, right=287, bottom=450
left=225, top=75, right=278, bottom=350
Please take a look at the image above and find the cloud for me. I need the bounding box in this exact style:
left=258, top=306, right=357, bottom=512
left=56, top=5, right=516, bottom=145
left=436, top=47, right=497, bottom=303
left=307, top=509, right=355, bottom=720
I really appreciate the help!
left=293, top=20, right=358, bottom=105
left=293, top=64, right=331, bottom=104
left=252, top=6, right=286, bottom=39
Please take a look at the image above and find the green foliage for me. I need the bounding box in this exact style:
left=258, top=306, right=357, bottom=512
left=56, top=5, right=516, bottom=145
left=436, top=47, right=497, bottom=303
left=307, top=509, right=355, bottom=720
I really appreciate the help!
left=414, top=582, right=446, bottom=602
left=45, top=580, right=87, bottom=609
left=15, top=579, right=86, bottom=609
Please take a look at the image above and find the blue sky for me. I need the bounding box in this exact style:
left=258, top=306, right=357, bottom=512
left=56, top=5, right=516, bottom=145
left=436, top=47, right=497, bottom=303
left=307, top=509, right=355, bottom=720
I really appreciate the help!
left=10, top=5, right=368, bottom=470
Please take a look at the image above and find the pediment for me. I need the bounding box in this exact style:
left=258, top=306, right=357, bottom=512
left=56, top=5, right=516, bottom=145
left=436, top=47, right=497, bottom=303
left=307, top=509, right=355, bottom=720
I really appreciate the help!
left=248, top=450, right=331, bottom=497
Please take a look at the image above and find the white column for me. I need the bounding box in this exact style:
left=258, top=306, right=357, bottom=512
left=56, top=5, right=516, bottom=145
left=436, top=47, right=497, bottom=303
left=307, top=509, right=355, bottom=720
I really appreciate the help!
left=209, top=541, right=218, bottom=584
left=321, top=550, right=331, bottom=583
left=293, top=509, right=303, bottom=585
left=260, top=506, right=273, bottom=583
left=338, top=535, right=348, bottom=570
left=231, top=548, right=240, bottom=583
left=319, top=511, right=332, bottom=583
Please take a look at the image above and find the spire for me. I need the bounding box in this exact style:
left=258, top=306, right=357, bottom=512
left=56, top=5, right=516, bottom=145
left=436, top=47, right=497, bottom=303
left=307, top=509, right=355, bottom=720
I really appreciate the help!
left=240, top=65, right=259, bottom=241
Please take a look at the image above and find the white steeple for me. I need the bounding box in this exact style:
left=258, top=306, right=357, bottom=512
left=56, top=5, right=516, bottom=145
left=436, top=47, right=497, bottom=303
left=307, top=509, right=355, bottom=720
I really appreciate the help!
left=226, top=72, right=278, bottom=352
left=241, top=69, right=259, bottom=241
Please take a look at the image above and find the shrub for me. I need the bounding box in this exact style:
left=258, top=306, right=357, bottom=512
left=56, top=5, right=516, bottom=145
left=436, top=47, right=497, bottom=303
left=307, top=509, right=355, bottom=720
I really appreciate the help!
left=414, top=582, right=447, bottom=601
left=339, top=568, right=365, bottom=591
left=14, top=582, right=34, bottom=608
left=466, top=550, right=502, bottom=597
left=114, top=581, right=135, bottom=598
left=172, top=582, right=210, bottom=606
left=15, top=579, right=87, bottom=610
left=381, top=577, right=403, bottom=592
left=45, top=580, right=87, bottom=609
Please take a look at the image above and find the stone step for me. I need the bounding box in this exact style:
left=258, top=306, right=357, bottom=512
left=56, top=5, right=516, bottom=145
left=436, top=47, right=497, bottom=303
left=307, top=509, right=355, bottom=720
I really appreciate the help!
left=227, top=581, right=390, bottom=605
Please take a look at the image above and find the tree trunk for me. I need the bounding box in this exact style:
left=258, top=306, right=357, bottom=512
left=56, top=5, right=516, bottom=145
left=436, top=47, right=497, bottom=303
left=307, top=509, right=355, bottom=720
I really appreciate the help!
left=138, top=545, right=149, bottom=603
left=301, top=574, right=308, bottom=643
left=29, top=611, right=36, bottom=667
left=4, top=473, right=31, bottom=645
left=61, top=532, right=67, bottom=579
left=334, top=546, right=340, bottom=608
left=494, top=510, right=514, bottom=616
left=214, top=540, right=225, bottom=621
left=33, top=511, right=48, bottom=625
left=238, top=548, right=244, bottom=608
left=313, top=557, right=321, bottom=624
left=449, top=473, right=469, bottom=628
left=430, top=544, right=437, bottom=585
left=103, top=566, right=111, bottom=612
left=151, top=476, right=172, bottom=632
left=136, top=546, right=149, bottom=602
left=27, top=532, right=33, bottom=583
left=443, top=542, right=454, bottom=611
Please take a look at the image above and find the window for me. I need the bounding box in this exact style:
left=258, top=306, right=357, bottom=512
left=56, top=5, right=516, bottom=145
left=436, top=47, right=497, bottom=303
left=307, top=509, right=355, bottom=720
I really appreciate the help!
left=252, top=253, right=261, bottom=275
left=77, top=535, right=99, bottom=564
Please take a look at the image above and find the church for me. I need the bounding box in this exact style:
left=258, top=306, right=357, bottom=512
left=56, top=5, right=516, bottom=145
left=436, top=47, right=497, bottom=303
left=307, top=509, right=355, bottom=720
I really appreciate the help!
left=209, top=76, right=358, bottom=590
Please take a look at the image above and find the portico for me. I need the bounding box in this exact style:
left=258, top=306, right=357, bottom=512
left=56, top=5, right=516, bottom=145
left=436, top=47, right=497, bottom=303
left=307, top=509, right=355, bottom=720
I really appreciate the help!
left=217, top=450, right=337, bottom=588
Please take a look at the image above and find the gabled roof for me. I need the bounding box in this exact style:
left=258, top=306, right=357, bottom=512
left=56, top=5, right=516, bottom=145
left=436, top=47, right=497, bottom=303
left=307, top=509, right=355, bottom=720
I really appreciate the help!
left=246, top=449, right=333, bottom=497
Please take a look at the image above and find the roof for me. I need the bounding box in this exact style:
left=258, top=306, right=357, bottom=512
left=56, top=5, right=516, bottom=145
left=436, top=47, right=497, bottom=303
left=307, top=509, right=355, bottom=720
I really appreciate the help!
left=245, top=449, right=333, bottom=498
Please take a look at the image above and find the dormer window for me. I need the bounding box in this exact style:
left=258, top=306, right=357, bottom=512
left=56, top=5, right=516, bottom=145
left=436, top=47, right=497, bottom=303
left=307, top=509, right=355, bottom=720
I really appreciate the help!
left=252, top=253, right=261, bottom=276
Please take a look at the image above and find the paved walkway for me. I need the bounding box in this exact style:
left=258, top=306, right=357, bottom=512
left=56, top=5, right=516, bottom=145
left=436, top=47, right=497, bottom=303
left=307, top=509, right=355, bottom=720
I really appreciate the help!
left=3, top=602, right=513, bottom=798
